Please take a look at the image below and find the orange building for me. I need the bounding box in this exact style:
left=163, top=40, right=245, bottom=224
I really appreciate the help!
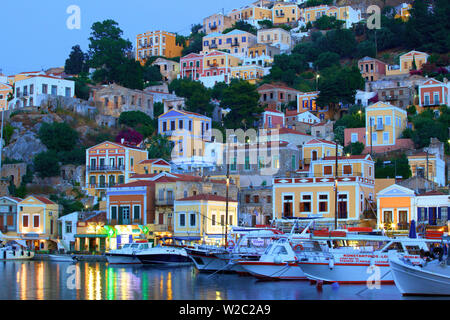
left=85, top=141, right=149, bottom=198
left=0, top=83, right=12, bottom=111
left=136, top=30, right=184, bottom=65
left=376, top=184, right=415, bottom=231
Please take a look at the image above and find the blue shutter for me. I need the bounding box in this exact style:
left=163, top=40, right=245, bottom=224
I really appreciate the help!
left=438, top=207, right=442, bottom=220
left=417, top=207, right=421, bottom=221
left=424, top=207, right=428, bottom=220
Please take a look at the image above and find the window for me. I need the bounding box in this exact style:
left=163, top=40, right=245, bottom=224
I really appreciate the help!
left=245, top=195, right=250, bottom=203
left=300, top=194, right=312, bottom=213
left=65, top=87, right=71, bottom=97
left=65, top=221, right=72, bottom=234
left=291, top=155, right=296, bottom=170
left=190, top=213, right=196, bottom=226
left=229, top=215, right=233, bottom=226
left=383, top=132, right=389, bottom=143
left=33, top=215, right=39, bottom=228
left=343, top=165, right=352, bottom=175
left=351, top=133, right=358, bottom=143
left=162, top=121, right=167, bottom=132
left=23, top=215, right=29, bottom=228
left=244, top=156, right=250, bottom=170
left=133, top=205, right=140, bottom=220
left=253, top=195, right=259, bottom=203
left=212, top=214, right=216, bottom=226
left=371, top=132, right=377, bottom=145
left=111, top=206, right=117, bottom=220
left=324, top=165, right=332, bottom=175
left=179, top=213, right=186, bottom=227
left=272, top=155, right=279, bottom=169
left=170, top=120, right=175, bottom=131
left=42, top=84, right=48, bottom=94
left=51, top=85, right=57, bottom=95
left=179, top=119, right=183, bottom=129
left=385, top=116, right=391, bottom=126
left=318, top=194, right=328, bottom=213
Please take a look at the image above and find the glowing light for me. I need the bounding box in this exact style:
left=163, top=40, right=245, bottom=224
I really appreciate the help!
left=379, top=223, right=384, bottom=229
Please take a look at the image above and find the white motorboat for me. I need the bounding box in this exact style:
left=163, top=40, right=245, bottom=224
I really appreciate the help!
left=185, top=228, right=285, bottom=273
left=389, top=246, right=450, bottom=296
left=238, top=237, right=312, bottom=280
left=297, top=229, right=438, bottom=284
left=135, top=245, right=192, bottom=266
left=0, top=241, right=34, bottom=261
left=106, top=241, right=151, bottom=265
left=48, top=254, right=77, bottom=262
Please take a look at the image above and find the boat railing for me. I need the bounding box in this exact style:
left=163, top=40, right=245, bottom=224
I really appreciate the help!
left=296, top=250, right=333, bottom=261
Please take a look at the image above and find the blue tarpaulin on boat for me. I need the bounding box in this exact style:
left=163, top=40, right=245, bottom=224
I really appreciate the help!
left=409, top=220, right=417, bottom=239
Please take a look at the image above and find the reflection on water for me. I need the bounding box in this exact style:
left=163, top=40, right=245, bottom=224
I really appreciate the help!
left=0, top=260, right=447, bottom=300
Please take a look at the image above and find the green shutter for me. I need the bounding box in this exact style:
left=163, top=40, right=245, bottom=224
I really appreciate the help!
left=118, top=207, right=123, bottom=225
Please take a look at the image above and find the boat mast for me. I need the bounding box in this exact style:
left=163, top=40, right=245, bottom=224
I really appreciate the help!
left=224, top=138, right=230, bottom=248
left=334, top=140, right=338, bottom=230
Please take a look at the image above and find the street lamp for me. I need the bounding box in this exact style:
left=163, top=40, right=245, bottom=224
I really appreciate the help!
left=316, top=74, right=320, bottom=91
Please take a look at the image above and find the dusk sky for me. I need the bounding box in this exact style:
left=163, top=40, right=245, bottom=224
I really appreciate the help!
left=0, top=0, right=250, bottom=75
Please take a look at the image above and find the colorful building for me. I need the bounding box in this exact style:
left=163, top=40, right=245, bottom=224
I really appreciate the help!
left=407, top=152, right=446, bottom=187
left=258, top=83, right=299, bottom=110
left=202, top=30, right=257, bottom=57
left=273, top=154, right=375, bottom=225
left=301, top=138, right=343, bottom=166
left=257, top=28, right=292, bottom=52
left=358, top=57, right=387, bottom=82
left=203, top=13, right=233, bottom=34
left=376, top=184, right=415, bottom=231
left=180, top=53, right=204, bottom=81
left=394, top=3, right=412, bottom=21
left=85, top=141, right=149, bottom=198
left=418, top=78, right=449, bottom=108
left=386, top=50, right=429, bottom=76
left=301, top=5, right=361, bottom=28
left=272, top=2, right=301, bottom=25
left=365, top=101, right=407, bottom=149
left=0, top=83, right=12, bottom=111
left=260, top=108, right=285, bottom=129
left=198, top=50, right=241, bottom=87
left=136, top=30, right=184, bottom=64
left=158, top=109, right=212, bottom=163
left=9, top=75, right=75, bottom=109
left=297, top=91, right=330, bottom=120
left=136, top=159, right=171, bottom=175
left=0, top=196, right=22, bottom=234
left=228, top=5, right=273, bottom=26
left=17, top=196, right=61, bottom=251
left=230, top=65, right=266, bottom=84
left=173, top=194, right=238, bottom=245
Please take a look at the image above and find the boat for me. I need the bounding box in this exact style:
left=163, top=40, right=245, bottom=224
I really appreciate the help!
left=105, top=241, right=151, bottom=265
left=135, top=244, right=192, bottom=266
left=0, top=240, right=34, bottom=261
left=389, top=241, right=450, bottom=296
left=297, top=229, right=439, bottom=284
left=185, top=227, right=285, bottom=273
left=48, top=254, right=77, bottom=262
left=237, top=221, right=324, bottom=280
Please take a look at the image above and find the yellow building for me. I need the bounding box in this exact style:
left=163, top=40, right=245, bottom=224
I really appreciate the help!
left=272, top=2, right=301, bottom=25
left=228, top=5, right=272, bottom=24
left=158, top=109, right=212, bottom=161
left=274, top=154, right=375, bottom=225
left=407, top=153, right=446, bottom=187
left=301, top=138, right=343, bottom=167
left=173, top=194, right=238, bottom=245
left=257, top=28, right=292, bottom=51
left=151, top=57, right=180, bottom=83
left=17, top=196, right=61, bottom=251
left=203, top=13, right=233, bottom=34
left=231, top=65, right=265, bottom=84
left=0, top=83, right=12, bottom=111
left=301, top=5, right=329, bottom=24
left=365, top=101, right=407, bottom=148
left=136, top=30, right=184, bottom=64
left=136, top=159, right=172, bottom=175
left=85, top=141, right=149, bottom=198
left=386, top=50, right=429, bottom=76
left=301, top=5, right=361, bottom=28
left=376, top=184, right=415, bottom=231
left=395, top=3, right=412, bottom=21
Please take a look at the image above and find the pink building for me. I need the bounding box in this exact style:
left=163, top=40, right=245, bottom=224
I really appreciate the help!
left=257, top=83, right=299, bottom=110
left=260, top=108, right=285, bottom=129
left=418, top=78, right=449, bottom=107
left=180, top=53, right=204, bottom=81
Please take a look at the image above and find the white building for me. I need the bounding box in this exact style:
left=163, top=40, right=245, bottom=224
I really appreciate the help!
left=57, top=211, right=78, bottom=252
left=295, top=110, right=321, bottom=124
left=355, top=90, right=377, bottom=107
left=9, top=75, right=75, bottom=109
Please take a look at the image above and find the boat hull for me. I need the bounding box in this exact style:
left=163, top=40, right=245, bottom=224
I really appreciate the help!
left=48, top=255, right=76, bottom=262
left=0, top=250, right=34, bottom=261
left=298, top=261, right=394, bottom=284
left=106, top=254, right=141, bottom=265
left=137, top=253, right=192, bottom=266
left=239, top=261, right=306, bottom=280
left=389, top=256, right=450, bottom=296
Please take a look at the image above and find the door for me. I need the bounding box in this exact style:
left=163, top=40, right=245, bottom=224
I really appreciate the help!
left=398, top=210, right=408, bottom=230
left=159, top=213, right=164, bottom=225
left=283, top=195, right=293, bottom=217
left=120, top=206, right=130, bottom=224
left=338, top=195, right=348, bottom=219
left=429, top=207, right=437, bottom=225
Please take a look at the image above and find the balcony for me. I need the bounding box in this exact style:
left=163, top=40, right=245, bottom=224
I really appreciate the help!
left=86, top=183, right=120, bottom=189
left=156, top=198, right=174, bottom=206
left=375, top=123, right=384, bottom=131
left=210, top=25, right=218, bottom=30
left=231, top=41, right=239, bottom=47
left=384, top=95, right=398, bottom=101
left=87, top=165, right=125, bottom=172
left=210, top=43, right=218, bottom=49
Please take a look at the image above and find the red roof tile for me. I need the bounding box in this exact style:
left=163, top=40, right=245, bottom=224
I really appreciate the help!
left=33, top=196, right=57, bottom=205
left=113, top=181, right=155, bottom=188
left=420, top=190, right=447, bottom=196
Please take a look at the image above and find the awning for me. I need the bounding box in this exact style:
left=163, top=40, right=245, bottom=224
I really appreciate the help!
left=171, top=236, right=201, bottom=241
left=75, top=234, right=108, bottom=238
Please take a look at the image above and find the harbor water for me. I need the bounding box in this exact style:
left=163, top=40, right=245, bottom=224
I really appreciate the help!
left=0, top=260, right=446, bottom=300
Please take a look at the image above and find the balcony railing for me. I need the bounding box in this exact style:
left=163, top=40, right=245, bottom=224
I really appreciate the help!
left=384, top=95, right=398, bottom=101
left=231, top=41, right=239, bottom=47
left=397, top=222, right=410, bottom=230
left=375, top=123, right=384, bottom=131
left=87, top=183, right=121, bottom=189
left=210, top=43, right=218, bottom=49
left=87, top=165, right=125, bottom=172
left=156, top=198, right=174, bottom=206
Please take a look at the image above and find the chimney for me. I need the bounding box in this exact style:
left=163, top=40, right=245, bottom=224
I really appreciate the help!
left=121, top=138, right=125, bottom=144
